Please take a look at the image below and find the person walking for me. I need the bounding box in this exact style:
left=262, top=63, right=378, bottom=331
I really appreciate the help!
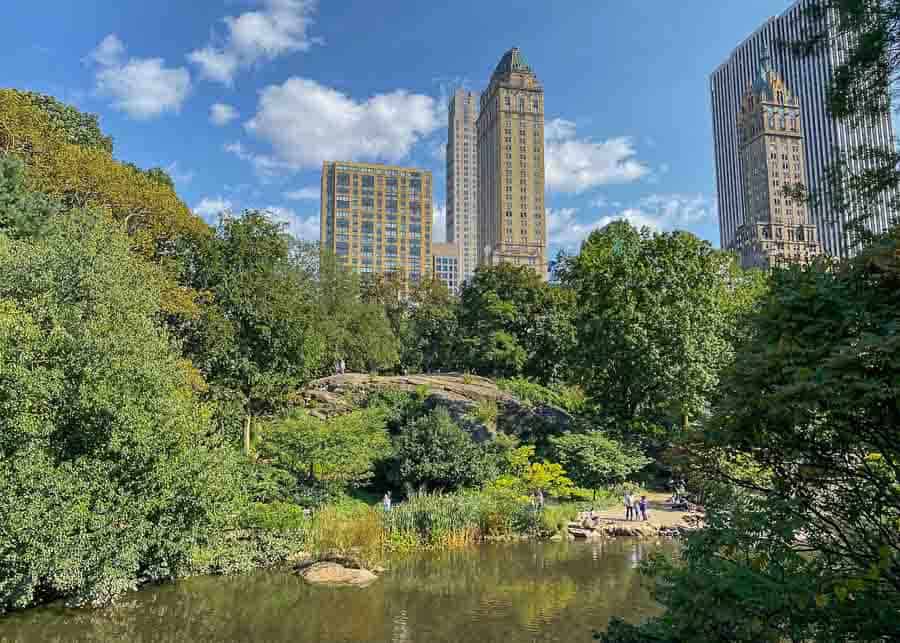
left=624, top=491, right=633, bottom=521
left=383, top=491, right=392, bottom=512
left=639, top=495, right=649, bottom=521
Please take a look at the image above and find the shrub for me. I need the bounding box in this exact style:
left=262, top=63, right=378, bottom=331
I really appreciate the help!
left=0, top=214, right=243, bottom=610
left=391, top=407, right=493, bottom=491
left=257, top=408, right=392, bottom=501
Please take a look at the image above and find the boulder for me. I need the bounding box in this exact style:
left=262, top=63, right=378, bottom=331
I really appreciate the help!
left=298, top=562, right=378, bottom=588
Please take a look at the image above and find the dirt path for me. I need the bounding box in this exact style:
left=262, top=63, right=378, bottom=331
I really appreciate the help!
left=589, top=491, right=697, bottom=528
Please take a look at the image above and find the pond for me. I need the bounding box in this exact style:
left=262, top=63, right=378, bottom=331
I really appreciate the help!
left=0, top=539, right=676, bottom=642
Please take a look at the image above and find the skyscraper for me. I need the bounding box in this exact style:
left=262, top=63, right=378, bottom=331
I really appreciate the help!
left=446, top=89, right=478, bottom=284
left=320, top=161, right=432, bottom=284
left=431, top=242, right=460, bottom=294
left=711, top=0, right=896, bottom=259
left=477, top=47, right=547, bottom=277
left=734, top=50, right=821, bottom=268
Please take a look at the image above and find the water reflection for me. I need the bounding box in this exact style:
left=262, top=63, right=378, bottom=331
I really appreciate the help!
left=0, top=540, right=676, bottom=643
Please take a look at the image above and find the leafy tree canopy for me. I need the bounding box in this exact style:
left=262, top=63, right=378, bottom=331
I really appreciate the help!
left=0, top=213, right=242, bottom=611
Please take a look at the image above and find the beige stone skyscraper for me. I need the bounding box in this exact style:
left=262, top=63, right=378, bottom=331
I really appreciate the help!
left=477, top=48, right=546, bottom=277
left=733, top=51, right=820, bottom=268
left=320, top=161, right=432, bottom=284
left=446, top=89, right=478, bottom=284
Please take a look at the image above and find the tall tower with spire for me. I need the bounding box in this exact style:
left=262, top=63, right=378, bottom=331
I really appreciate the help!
left=733, top=49, right=820, bottom=268
left=476, top=47, right=546, bottom=277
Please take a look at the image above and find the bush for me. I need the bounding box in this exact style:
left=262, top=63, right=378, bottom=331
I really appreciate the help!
left=497, top=377, right=586, bottom=413
left=257, top=408, right=392, bottom=501
left=0, top=214, right=243, bottom=610
left=391, top=407, right=493, bottom=491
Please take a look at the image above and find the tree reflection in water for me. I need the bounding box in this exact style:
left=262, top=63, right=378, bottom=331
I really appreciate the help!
left=0, top=540, right=676, bottom=643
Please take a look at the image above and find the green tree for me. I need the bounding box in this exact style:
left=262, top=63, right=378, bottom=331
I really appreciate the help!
left=314, top=251, right=399, bottom=373
left=186, top=211, right=326, bottom=452
left=550, top=432, right=651, bottom=498
left=559, top=222, right=760, bottom=444
left=401, top=278, right=459, bottom=373
left=258, top=409, right=392, bottom=502
left=457, top=264, right=575, bottom=383
left=21, top=90, right=113, bottom=153
left=604, top=231, right=900, bottom=642
left=391, top=407, right=492, bottom=491
left=492, top=445, right=576, bottom=499
left=0, top=213, right=242, bottom=610
left=0, top=156, right=59, bottom=238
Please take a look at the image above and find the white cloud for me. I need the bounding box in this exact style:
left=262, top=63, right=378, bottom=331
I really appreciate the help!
left=432, top=205, right=447, bottom=243
left=284, top=186, right=320, bottom=200
left=210, top=102, right=239, bottom=126
left=165, top=161, right=194, bottom=185
left=547, top=193, right=715, bottom=251
left=224, top=141, right=292, bottom=178
left=88, top=35, right=191, bottom=119
left=635, top=193, right=713, bottom=225
left=264, top=205, right=319, bottom=240
left=244, top=77, right=441, bottom=170
left=88, top=34, right=125, bottom=67
left=544, top=118, right=648, bottom=193
left=194, top=197, right=233, bottom=218
left=189, top=0, right=321, bottom=85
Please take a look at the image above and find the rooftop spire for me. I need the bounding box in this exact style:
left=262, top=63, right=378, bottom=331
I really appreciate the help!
left=493, top=47, right=532, bottom=77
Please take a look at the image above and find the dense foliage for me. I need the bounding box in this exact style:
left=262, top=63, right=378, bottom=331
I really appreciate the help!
left=0, top=214, right=243, bottom=610
left=558, top=222, right=763, bottom=446
left=0, top=86, right=757, bottom=616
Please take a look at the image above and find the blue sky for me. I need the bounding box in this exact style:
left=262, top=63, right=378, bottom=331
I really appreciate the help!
left=4, top=0, right=795, bottom=255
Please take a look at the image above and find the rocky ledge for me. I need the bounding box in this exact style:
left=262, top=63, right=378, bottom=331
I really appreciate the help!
left=300, top=373, right=573, bottom=441
left=565, top=512, right=702, bottom=540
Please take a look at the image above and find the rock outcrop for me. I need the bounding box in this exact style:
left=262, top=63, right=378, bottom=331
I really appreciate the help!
left=297, top=562, right=378, bottom=588
left=299, top=373, right=573, bottom=442
left=565, top=512, right=700, bottom=540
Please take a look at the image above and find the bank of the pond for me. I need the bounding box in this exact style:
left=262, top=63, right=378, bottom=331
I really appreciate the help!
left=0, top=540, right=679, bottom=643
left=234, top=491, right=623, bottom=572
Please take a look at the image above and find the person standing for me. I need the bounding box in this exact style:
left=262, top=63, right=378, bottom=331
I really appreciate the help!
left=339, top=358, right=346, bottom=375
left=383, top=491, right=392, bottom=512
left=624, top=491, right=633, bottom=521
left=639, top=495, right=649, bottom=521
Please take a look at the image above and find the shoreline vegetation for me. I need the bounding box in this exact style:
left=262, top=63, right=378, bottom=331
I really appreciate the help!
left=5, top=8, right=900, bottom=636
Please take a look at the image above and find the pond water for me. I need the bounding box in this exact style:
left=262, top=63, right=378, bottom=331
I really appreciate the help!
left=0, top=539, right=675, bottom=643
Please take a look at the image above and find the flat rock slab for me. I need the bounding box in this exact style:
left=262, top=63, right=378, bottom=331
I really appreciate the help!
left=298, top=562, right=378, bottom=588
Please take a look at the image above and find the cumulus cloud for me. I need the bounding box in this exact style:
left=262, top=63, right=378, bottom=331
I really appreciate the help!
left=243, top=77, right=441, bottom=170
left=224, top=141, right=292, bottom=179
left=544, top=118, right=648, bottom=193
left=284, top=186, right=320, bottom=200
left=264, top=205, right=320, bottom=240
left=194, top=196, right=233, bottom=219
left=210, top=102, right=239, bottom=126
left=547, top=193, right=715, bottom=251
left=189, top=0, right=321, bottom=85
left=165, top=161, right=194, bottom=185
left=88, top=34, right=191, bottom=119
left=432, top=205, right=447, bottom=243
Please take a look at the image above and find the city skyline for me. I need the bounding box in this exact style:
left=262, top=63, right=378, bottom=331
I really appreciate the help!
left=6, top=0, right=890, bottom=260
left=711, top=0, right=897, bottom=260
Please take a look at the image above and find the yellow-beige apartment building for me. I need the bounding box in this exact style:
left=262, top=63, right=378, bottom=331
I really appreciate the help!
left=320, top=161, right=433, bottom=284
left=477, top=47, right=547, bottom=278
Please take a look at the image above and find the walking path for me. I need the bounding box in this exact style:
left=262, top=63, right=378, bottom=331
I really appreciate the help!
left=589, top=492, right=701, bottom=529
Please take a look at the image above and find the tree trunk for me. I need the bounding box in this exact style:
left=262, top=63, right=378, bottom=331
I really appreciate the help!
left=243, top=415, right=252, bottom=456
